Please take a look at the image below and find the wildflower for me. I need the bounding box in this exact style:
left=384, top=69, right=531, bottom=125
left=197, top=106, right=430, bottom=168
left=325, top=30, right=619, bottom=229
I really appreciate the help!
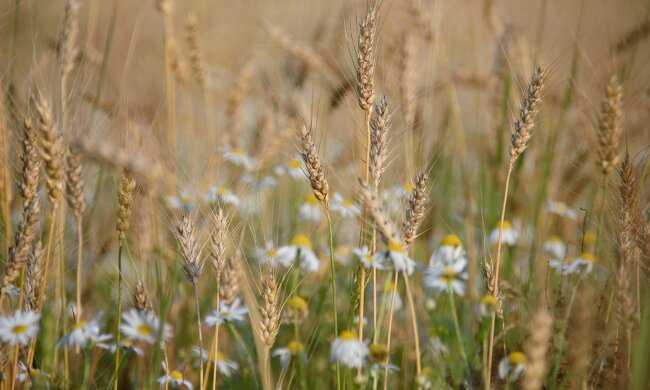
left=333, top=246, right=352, bottom=266
left=101, top=339, right=145, bottom=357
left=373, top=242, right=416, bottom=275
left=274, top=158, right=303, bottom=180
left=3, top=285, right=19, bottom=297
left=424, top=257, right=468, bottom=296
left=330, top=330, right=369, bottom=368
left=429, top=234, right=466, bottom=268
left=498, top=351, right=526, bottom=382
left=272, top=340, right=305, bottom=368
left=546, top=200, right=578, bottom=220
left=157, top=364, right=193, bottom=389
left=370, top=362, right=400, bottom=378
left=283, top=296, right=309, bottom=324
left=17, top=362, right=51, bottom=385
left=548, top=258, right=569, bottom=275
left=120, top=309, right=171, bottom=344
left=57, top=315, right=112, bottom=349
left=220, top=146, right=256, bottom=171
left=191, top=347, right=239, bottom=377
left=353, top=246, right=387, bottom=270
left=543, top=235, right=566, bottom=260
left=429, top=327, right=448, bottom=358
left=389, top=182, right=414, bottom=200
left=416, top=367, right=433, bottom=389
left=205, top=297, right=249, bottom=326
left=298, top=193, right=322, bottom=223
left=205, top=186, right=240, bottom=207
left=273, top=235, right=320, bottom=274
left=488, top=219, right=519, bottom=246
left=565, top=252, right=596, bottom=275
left=255, top=240, right=277, bottom=265
left=378, top=281, right=403, bottom=311
left=582, top=230, right=597, bottom=248
left=330, top=193, right=361, bottom=219
left=167, top=191, right=194, bottom=212
left=0, top=311, right=40, bottom=346
left=477, top=295, right=498, bottom=318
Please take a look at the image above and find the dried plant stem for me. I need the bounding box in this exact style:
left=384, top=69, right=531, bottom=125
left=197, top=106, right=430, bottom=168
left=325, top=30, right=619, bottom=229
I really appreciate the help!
left=486, top=160, right=514, bottom=387
left=162, top=5, right=176, bottom=193
left=75, top=216, right=83, bottom=321
left=114, top=244, right=123, bottom=390
left=402, top=273, right=422, bottom=382
left=382, top=271, right=399, bottom=390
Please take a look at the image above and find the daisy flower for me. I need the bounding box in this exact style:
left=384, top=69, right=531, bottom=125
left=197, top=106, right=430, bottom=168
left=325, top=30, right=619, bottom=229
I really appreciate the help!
left=429, top=234, right=466, bottom=268
left=330, top=330, right=369, bottom=368
left=565, top=252, right=596, bottom=275
left=205, top=186, right=240, bottom=207
left=157, top=365, right=193, bottom=389
left=429, top=328, right=448, bottom=358
left=120, top=309, right=171, bottom=344
left=57, top=315, right=112, bottom=349
left=389, top=182, right=414, bottom=200
left=191, top=347, right=239, bottom=377
left=424, top=257, right=468, bottom=296
left=0, top=311, right=40, bottom=346
left=274, top=158, right=304, bottom=180
left=582, top=230, right=597, bottom=251
left=488, top=220, right=519, bottom=246
left=298, top=193, right=322, bottom=223
left=353, top=246, right=387, bottom=270
left=416, top=367, right=433, bottom=389
left=205, top=297, right=249, bottom=326
left=548, top=258, right=570, bottom=275
left=255, top=240, right=277, bottom=265
left=373, top=242, right=416, bottom=275
left=370, top=362, right=400, bottom=378
left=272, top=340, right=305, bottom=368
left=220, top=146, right=256, bottom=171
left=498, top=351, right=526, bottom=382
left=283, top=296, right=309, bottom=324
left=543, top=235, right=566, bottom=260
left=477, top=294, right=498, bottom=318
left=273, top=235, right=320, bottom=274
left=330, top=193, right=361, bottom=219
left=546, top=200, right=578, bottom=220
left=167, top=191, right=194, bottom=212
left=333, top=246, right=352, bottom=266
left=17, top=362, right=50, bottom=385
left=101, top=339, right=145, bottom=357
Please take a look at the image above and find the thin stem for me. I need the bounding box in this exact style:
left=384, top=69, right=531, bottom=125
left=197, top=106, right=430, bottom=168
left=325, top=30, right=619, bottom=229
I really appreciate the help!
left=193, top=281, right=205, bottom=390
left=114, top=244, right=123, bottom=390
left=76, top=217, right=83, bottom=321
left=487, top=160, right=514, bottom=386
left=449, top=288, right=469, bottom=371
left=382, top=271, right=399, bottom=390
left=325, top=208, right=341, bottom=390
left=402, top=273, right=422, bottom=383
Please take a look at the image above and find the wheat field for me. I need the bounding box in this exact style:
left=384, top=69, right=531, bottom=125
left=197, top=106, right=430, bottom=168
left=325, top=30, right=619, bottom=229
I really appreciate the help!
left=0, top=0, right=648, bottom=389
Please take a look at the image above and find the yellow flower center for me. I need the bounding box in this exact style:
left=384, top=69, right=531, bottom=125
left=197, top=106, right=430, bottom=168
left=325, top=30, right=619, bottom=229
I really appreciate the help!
left=387, top=242, right=405, bottom=253
left=370, top=343, right=388, bottom=360
left=342, top=200, right=354, bottom=207
left=403, top=182, right=414, bottom=192
left=71, top=321, right=87, bottom=330
left=497, top=220, right=512, bottom=229
left=290, top=235, right=312, bottom=249
left=122, top=339, right=134, bottom=347
left=508, top=351, right=526, bottom=365
left=11, top=324, right=29, bottom=334
left=288, top=296, right=308, bottom=311
left=583, top=231, right=597, bottom=245
left=304, top=193, right=319, bottom=205
left=480, top=295, right=497, bottom=308
left=440, top=234, right=462, bottom=247
left=267, top=248, right=277, bottom=258
left=579, top=252, right=596, bottom=263
left=289, top=159, right=302, bottom=169
left=217, top=187, right=229, bottom=196
left=429, top=326, right=445, bottom=338
left=230, top=148, right=245, bottom=156
left=180, top=195, right=191, bottom=205
left=216, top=351, right=227, bottom=361
left=546, top=235, right=562, bottom=243
left=137, top=324, right=153, bottom=336
left=440, top=267, right=458, bottom=283
left=339, top=330, right=357, bottom=341
left=287, top=340, right=304, bottom=354
left=170, top=370, right=184, bottom=381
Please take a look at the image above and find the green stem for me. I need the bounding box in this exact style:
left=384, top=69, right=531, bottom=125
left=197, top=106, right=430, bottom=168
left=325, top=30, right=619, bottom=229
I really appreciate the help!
left=325, top=208, right=340, bottom=390
left=115, top=244, right=123, bottom=390
left=449, top=288, right=469, bottom=373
